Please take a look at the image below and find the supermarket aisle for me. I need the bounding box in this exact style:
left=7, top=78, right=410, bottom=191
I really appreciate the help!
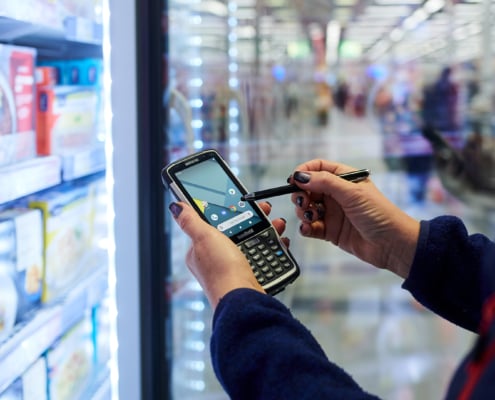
left=245, top=109, right=480, bottom=400
left=185, top=108, right=492, bottom=400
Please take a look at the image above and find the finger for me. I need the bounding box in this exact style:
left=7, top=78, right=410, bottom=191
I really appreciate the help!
left=258, top=201, right=272, bottom=216
left=292, top=169, right=370, bottom=207
left=271, top=217, right=287, bottom=236
left=169, top=201, right=216, bottom=241
left=299, top=220, right=326, bottom=240
left=280, top=236, right=290, bottom=248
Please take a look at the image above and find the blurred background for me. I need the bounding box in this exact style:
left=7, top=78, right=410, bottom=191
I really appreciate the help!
left=166, top=0, right=495, bottom=399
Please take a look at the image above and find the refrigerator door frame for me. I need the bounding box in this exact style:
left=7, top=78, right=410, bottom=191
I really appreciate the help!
left=111, top=0, right=171, bottom=398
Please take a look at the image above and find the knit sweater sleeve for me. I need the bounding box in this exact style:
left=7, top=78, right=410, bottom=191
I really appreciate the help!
left=402, top=216, right=495, bottom=332
left=211, top=288, right=381, bottom=400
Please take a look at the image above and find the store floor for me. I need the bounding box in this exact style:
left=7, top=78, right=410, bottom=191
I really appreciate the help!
left=175, top=109, right=493, bottom=400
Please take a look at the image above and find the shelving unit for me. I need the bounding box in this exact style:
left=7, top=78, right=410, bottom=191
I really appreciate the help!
left=0, top=6, right=114, bottom=399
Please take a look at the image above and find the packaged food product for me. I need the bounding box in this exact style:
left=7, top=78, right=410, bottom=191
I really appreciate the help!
left=0, top=44, right=37, bottom=166
left=0, top=208, right=43, bottom=322
left=37, top=59, right=103, bottom=87
left=29, top=184, right=95, bottom=303
left=22, top=357, right=48, bottom=400
left=36, top=86, right=100, bottom=156
left=0, top=267, right=18, bottom=343
left=46, top=316, right=93, bottom=400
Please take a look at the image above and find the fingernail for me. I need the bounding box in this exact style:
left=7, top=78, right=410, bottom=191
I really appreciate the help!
left=294, top=171, right=311, bottom=183
left=296, top=196, right=304, bottom=207
left=266, top=201, right=272, bottom=207
left=304, top=210, right=313, bottom=221
left=280, top=217, right=287, bottom=224
left=286, top=174, right=293, bottom=183
left=169, top=202, right=183, bottom=218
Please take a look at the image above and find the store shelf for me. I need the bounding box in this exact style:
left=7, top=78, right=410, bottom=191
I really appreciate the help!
left=61, top=145, right=106, bottom=181
left=0, top=156, right=61, bottom=204
left=0, top=16, right=102, bottom=59
left=0, top=261, right=109, bottom=393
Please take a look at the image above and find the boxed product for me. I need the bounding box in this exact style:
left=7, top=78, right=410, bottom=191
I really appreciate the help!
left=22, top=357, right=48, bottom=400
left=37, top=59, right=103, bottom=87
left=0, top=44, right=37, bottom=166
left=29, top=184, right=95, bottom=303
left=0, top=267, right=18, bottom=344
left=36, top=85, right=100, bottom=156
left=60, top=0, right=102, bottom=21
left=46, top=316, right=93, bottom=400
left=0, top=355, right=48, bottom=400
left=0, top=377, right=21, bottom=400
left=92, top=298, right=112, bottom=368
left=0, top=208, right=43, bottom=322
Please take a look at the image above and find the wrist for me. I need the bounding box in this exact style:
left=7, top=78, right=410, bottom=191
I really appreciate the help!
left=205, top=277, right=265, bottom=309
left=387, top=216, right=420, bottom=279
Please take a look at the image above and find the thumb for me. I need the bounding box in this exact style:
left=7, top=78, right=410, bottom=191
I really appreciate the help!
left=169, top=201, right=214, bottom=240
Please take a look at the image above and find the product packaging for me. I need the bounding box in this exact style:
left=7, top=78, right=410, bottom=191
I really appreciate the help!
left=29, top=184, right=95, bottom=303
left=92, top=298, right=112, bottom=368
left=46, top=316, right=94, bottom=400
left=36, top=85, right=100, bottom=156
left=0, top=208, right=43, bottom=323
left=0, top=267, right=17, bottom=344
left=0, top=44, right=37, bottom=167
left=21, top=357, right=48, bottom=400
left=37, top=59, right=102, bottom=87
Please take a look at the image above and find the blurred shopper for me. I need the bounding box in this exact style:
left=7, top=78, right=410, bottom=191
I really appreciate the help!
left=373, top=73, right=433, bottom=204
left=334, top=79, right=349, bottom=112
left=314, top=80, right=333, bottom=126
left=422, top=66, right=459, bottom=133
left=169, top=158, right=495, bottom=399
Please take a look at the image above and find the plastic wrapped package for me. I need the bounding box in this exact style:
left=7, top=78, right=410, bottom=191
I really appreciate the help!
left=0, top=266, right=18, bottom=344
left=46, top=316, right=94, bottom=400
left=29, top=184, right=96, bottom=303
left=0, top=44, right=37, bottom=167
left=0, top=209, right=43, bottom=323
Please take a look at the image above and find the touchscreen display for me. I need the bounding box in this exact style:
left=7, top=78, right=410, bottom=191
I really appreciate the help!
left=175, top=157, right=263, bottom=237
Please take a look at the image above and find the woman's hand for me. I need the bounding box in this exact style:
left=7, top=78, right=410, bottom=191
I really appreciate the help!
left=289, top=159, right=420, bottom=279
left=169, top=201, right=288, bottom=308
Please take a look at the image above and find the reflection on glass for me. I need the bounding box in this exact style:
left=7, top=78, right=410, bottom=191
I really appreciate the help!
left=166, top=0, right=494, bottom=398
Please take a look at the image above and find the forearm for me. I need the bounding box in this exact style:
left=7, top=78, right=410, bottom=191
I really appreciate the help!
left=402, top=216, right=493, bottom=331
left=211, top=289, right=381, bottom=400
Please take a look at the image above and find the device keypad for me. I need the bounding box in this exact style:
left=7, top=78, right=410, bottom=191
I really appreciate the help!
left=238, top=228, right=294, bottom=285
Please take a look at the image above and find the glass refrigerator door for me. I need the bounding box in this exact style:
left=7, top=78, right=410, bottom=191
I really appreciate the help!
left=166, top=3, right=224, bottom=399
left=0, top=1, right=117, bottom=399
left=165, top=1, right=494, bottom=399
left=166, top=2, right=265, bottom=399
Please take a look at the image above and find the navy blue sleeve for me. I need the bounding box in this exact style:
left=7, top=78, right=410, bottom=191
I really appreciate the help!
left=211, top=288, right=381, bottom=400
left=402, top=216, right=495, bottom=332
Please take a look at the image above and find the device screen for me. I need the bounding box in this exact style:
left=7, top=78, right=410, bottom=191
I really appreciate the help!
left=174, top=156, right=264, bottom=238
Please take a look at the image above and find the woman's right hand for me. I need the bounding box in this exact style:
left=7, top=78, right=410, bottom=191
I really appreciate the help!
left=289, top=159, right=420, bottom=278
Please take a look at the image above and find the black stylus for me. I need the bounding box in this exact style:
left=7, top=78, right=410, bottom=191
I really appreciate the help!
left=241, top=169, right=370, bottom=201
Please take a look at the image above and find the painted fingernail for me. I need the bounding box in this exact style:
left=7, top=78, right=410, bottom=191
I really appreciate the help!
left=296, top=196, right=304, bottom=207
left=286, top=175, right=293, bottom=183
left=304, top=210, right=313, bottom=221
left=280, top=217, right=287, bottom=224
left=294, top=171, right=311, bottom=183
left=169, top=202, right=183, bottom=218
left=316, top=203, right=325, bottom=219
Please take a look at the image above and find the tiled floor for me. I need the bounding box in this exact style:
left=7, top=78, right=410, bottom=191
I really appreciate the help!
left=171, top=108, right=491, bottom=399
